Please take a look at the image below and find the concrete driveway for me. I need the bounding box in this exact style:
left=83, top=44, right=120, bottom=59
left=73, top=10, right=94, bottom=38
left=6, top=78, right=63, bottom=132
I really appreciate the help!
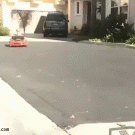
left=23, top=33, right=79, bottom=42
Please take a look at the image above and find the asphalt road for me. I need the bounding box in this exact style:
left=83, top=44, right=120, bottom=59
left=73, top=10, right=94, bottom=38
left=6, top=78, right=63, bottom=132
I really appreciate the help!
left=1, top=39, right=135, bottom=129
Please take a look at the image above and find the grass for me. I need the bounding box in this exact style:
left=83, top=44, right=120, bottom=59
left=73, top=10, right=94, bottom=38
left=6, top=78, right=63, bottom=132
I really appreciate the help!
left=126, top=37, right=135, bottom=46
left=89, top=38, right=102, bottom=42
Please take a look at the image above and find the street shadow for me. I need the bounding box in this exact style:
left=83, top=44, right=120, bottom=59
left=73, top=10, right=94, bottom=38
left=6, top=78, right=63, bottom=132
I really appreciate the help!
left=5, top=44, right=27, bottom=48
left=5, top=44, right=10, bottom=47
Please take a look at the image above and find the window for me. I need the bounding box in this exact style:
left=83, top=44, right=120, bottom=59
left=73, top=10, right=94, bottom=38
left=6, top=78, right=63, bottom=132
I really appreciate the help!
left=111, top=0, right=119, bottom=17
left=120, top=0, right=128, bottom=20
left=96, top=0, right=101, bottom=20
left=77, top=2, right=79, bottom=14
left=111, top=0, right=128, bottom=20
left=111, top=0, right=118, bottom=7
left=75, top=1, right=80, bottom=15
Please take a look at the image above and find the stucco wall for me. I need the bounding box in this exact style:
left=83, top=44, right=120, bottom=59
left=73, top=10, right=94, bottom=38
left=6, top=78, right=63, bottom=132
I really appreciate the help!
left=129, top=0, right=135, bottom=27
left=0, top=1, right=2, bottom=22
left=54, top=3, right=68, bottom=15
left=70, top=0, right=83, bottom=31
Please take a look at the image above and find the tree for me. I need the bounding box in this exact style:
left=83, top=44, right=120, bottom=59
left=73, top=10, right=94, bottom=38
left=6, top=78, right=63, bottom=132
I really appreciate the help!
left=17, top=10, right=32, bottom=35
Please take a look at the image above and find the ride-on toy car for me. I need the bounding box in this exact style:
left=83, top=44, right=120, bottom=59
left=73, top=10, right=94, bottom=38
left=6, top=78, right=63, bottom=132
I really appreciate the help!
left=9, top=35, right=28, bottom=47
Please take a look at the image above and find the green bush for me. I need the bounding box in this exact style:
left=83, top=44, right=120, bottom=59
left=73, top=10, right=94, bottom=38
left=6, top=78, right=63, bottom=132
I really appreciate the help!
left=89, top=38, right=101, bottom=42
left=89, top=19, right=102, bottom=38
left=102, top=14, right=134, bottom=42
left=88, top=14, right=134, bottom=42
left=126, top=37, right=135, bottom=45
left=79, top=14, right=135, bottom=42
left=0, top=26, right=10, bottom=36
left=102, top=33, right=114, bottom=42
left=127, top=33, right=135, bottom=38
left=79, top=24, right=90, bottom=36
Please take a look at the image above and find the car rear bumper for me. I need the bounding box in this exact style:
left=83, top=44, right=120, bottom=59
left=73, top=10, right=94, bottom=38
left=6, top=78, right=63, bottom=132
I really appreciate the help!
left=10, top=42, right=28, bottom=47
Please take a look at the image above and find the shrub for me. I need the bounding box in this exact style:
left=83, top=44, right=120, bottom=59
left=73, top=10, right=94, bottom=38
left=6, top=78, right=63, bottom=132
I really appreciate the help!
left=79, top=14, right=135, bottom=42
left=89, top=38, right=101, bottom=42
left=102, top=33, right=114, bottom=42
left=79, top=24, right=90, bottom=36
left=0, top=26, right=10, bottom=36
left=127, top=33, right=135, bottom=38
left=126, top=37, right=135, bottom=45
left=89, top=19, right=102, bottom=38
left=102, top=14, right=134, bottom=42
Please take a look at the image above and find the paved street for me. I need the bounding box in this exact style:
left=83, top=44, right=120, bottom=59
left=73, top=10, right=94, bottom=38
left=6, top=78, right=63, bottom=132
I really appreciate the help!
left=0, top=37, right=135, bottom=129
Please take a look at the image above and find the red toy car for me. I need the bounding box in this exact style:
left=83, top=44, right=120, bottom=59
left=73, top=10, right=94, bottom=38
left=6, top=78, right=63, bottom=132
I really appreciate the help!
left=9, top=35, right=28, bottom=47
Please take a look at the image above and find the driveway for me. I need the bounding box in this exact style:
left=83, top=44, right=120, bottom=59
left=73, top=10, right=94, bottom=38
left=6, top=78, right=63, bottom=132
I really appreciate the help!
left=23, top=33, right=79, bottom=42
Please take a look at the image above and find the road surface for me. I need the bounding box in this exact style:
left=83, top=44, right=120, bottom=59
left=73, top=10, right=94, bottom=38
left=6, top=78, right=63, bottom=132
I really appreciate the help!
left=0, top=38, right=135, bottom=129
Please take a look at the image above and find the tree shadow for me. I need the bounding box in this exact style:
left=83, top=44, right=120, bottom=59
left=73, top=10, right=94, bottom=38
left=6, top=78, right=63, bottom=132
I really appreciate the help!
left=5, top=44, right=27, bottom=47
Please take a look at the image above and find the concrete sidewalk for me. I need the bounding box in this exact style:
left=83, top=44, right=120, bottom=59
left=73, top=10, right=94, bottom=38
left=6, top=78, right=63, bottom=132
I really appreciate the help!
left=0, top=78, right=69, bottom=135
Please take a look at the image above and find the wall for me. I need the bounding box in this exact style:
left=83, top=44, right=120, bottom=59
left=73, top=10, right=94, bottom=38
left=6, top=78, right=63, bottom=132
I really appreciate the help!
left=70, top=0, right=83, bottom=31
left=0, top=0, right=2, bottom=22
left=2, top=1, right=12, bottom=30
left=128, top=0, right=135, bottom=28
left=11, top=11, right=48, bottom=34
left=2, top=0, right=67, bottom=34
left=54, top=3, right=68, bottom=15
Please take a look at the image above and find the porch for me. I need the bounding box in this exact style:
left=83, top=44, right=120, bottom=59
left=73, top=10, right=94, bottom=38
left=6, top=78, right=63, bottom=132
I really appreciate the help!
left=68, top=0, right=106, bottom=33
left=1, top=0, right=106, bottom=34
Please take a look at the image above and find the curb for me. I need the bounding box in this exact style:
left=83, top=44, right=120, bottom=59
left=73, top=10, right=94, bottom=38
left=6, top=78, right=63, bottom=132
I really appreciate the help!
left=67, top=121, right=135, bottom=135
left=125, top=44, right=135, bottom=49
left=78, top=40, right=126, bottom=47
left=77, top=40, right=135, bottom=49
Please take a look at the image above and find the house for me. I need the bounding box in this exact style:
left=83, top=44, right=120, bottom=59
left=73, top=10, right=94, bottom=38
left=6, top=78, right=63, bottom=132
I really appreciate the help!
left=0, top=0, right=134, bottom=34
left=0, top=0, right=68, bottom=34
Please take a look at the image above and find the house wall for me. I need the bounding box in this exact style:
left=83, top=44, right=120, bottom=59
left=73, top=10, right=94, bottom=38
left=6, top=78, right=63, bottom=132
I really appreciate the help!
left=70, top=0, right=91, bottom=32
left=0, top=0, right=2, bottom=22
left=2, top=0, right=67, bottom=34
left=70, top=0, right=83, bottom=31
left=129, top=0, right=135, bottom=27
left=54, top=3, right=68, bottom=15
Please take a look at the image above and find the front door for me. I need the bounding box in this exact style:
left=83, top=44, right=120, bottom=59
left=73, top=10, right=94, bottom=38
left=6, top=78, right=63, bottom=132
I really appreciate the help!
left=87, top=1, right=91, bottom=27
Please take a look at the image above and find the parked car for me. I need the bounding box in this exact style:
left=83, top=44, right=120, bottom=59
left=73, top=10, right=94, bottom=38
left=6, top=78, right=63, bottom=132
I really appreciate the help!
left=9, top=35, right=28, bottom=47
left=43, top=11, right=69, bottom=37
